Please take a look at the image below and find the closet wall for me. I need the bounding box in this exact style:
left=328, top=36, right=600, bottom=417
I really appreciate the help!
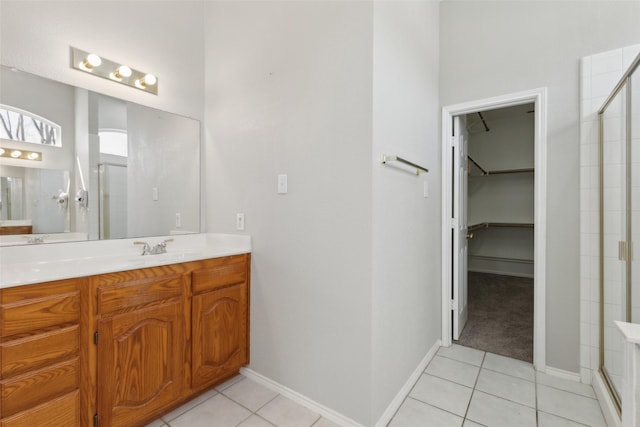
left=467, top=105, right=535, bottom=277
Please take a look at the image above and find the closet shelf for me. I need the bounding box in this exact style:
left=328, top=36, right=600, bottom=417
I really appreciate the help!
left=468, top=222, right=534, bottom=232
left=467, top=155, right=534, bottom=176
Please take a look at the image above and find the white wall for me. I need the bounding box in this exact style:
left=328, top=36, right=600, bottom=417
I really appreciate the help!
left=371, top=1, right=440, bottom=422
left=204, top=2, right=375, bottom=423
left=440, top=0, right=640, bottom=373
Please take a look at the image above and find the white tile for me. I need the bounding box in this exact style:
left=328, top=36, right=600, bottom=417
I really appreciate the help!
left=425, top=355, right=480, bottom=387
left=536, top=372, right=596, bottom=399
left=482, top=352, right=535, bottom=382
left=237, top=415, right=275, bottom=427
left=437, top=344, right=485, bottom=366
left=170, top=394, right=252, bottom=427
left=162, top=387, right=219, bottom=421
left=409, top=374, right=473, bottom=416
left=537, top=384, right=606, bottom=427
left=462, top=421, right=485, bottom=427
left=580, top=344, right=590, bottom=368
left=580, top=56, right=591, bottom=79
left=591, top=49, right=622, bottom=75
left=538, top=411, right=589, bottom=427
left=466, top=391, right=536, bottom=427
left=591, top=72, right=622, bottom=98
left=222, top=377, right=279, bottom=411
left=389, top=397, right=463, bottom=427
left=257, top=395, right=320, bottom=427
left=475, top=369, right=535, bottom=408
left=145, top=420, right=167, bottom=427
left=623, top=45, right=640, bottom=70
left=215, top=374, right=245, bottom=392
left=311, top=418, right=342, bottom=427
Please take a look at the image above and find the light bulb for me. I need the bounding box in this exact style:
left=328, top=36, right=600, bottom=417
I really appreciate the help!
left=82, top=53, right=102, bottom=70
left=117, top=65, right=132, bottom=78
left=143, top=74, right=157, bottom=86
left=0, top=148, right=4, bottom=155
left=10, top=150, right=22, bottom=158
left=110, top=65, right=132, bottom=81
left=27, top=152, right=39, bottom=160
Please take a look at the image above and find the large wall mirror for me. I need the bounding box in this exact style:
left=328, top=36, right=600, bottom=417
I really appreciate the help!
left=0, top=66, right=200, bottom=245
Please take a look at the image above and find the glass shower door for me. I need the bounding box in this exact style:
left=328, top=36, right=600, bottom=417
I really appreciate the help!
left=601, top=85, right=627, bottom=404
left=631, top=67, right=640, bottom=325
left=600, top=53, right=640, bottom=411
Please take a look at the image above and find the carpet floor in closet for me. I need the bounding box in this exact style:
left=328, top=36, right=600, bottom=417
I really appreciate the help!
left=454, top=271, right=533, bottom=363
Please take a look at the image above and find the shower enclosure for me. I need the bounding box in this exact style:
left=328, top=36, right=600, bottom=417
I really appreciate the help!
left=599, top=52, right=640, bottom=410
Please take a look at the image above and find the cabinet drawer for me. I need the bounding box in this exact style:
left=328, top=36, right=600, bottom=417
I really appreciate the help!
left=0, top=292, right=79, bottom=337
left=192, top=255, right=248, bottom=294
left=0, top=358, right=79, bottom=417
left=0, top=389, right=79, bottom=427
left=1, top=325, right=79, bottom=378
left=97, top=273, right=184, bottom=314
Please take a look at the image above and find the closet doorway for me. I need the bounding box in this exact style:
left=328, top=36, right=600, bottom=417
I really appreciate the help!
left=460, top=105, right=535, bottom=362
left=441, top=89, right=547, bottom=370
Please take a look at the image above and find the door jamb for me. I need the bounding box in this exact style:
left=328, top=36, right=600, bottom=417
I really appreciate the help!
left=440, top=88, right=548, bottom=371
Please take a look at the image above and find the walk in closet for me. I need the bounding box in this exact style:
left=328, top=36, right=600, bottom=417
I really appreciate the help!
left=455, top=103, right=536, bottom=362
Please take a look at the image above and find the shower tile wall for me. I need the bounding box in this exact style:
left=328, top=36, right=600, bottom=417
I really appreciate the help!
left=579, top=44, right=640, bottom=385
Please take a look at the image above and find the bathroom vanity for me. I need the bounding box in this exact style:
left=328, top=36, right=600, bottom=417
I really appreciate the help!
left=0, top=234, right=251, bottom=427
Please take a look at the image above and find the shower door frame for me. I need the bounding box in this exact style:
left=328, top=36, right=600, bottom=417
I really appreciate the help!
left=598, top=52, right=640, bottom=413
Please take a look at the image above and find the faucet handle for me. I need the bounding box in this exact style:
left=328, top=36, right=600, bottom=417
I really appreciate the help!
left=133, top=241, right=151, bottom=255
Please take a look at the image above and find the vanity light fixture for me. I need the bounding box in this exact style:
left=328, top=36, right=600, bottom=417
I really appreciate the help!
left=0, top=147, right=42, bottom=161
left=71, top=47, right=158, bottom=95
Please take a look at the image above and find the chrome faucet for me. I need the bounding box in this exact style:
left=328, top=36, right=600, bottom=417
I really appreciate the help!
left=134, top=239, right=174, bottom=255
left=26, top=235, right=48, bottom=244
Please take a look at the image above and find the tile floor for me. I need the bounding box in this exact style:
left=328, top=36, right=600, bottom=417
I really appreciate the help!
left=389, top=344, right=608, bottom=427
left=146, top=373, right=341, bottom=427
left=147, top=344, right=608, bottom=427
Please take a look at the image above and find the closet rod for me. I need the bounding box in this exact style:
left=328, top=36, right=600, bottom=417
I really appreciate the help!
left=381, top=155, right=429, bottom=175
left=477, top=112, right=490, bottom=132
left=468, top=222, right=534, bottom=231
left=467, top=156, right=488, bottom=175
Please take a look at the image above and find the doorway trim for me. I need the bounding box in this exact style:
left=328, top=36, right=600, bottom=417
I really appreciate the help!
left=441, top=87, right=548, bottom=370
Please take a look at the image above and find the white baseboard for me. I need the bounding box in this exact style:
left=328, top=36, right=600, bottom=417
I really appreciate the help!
left=543, top=366, right=581, bottom=382
left=373, top=339, right=442, bottom=427
left=241, top=340, right=441, bottom=427
left=592, top=370, right=621, bottom=427
left=240, top=367, right=364, bottom=427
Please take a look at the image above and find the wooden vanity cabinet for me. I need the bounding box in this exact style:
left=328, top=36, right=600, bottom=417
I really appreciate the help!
left=90, top=254, right=250, bottom=427
left=191, top=255, right=250, bottom=391
left=92, top=268, right=188, bottom=427
left=0, top=279, right=81, bottom=427
left=0, top=253, right=250, bottom=427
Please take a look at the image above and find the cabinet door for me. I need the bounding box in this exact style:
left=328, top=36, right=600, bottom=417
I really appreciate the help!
left=192, top=283, right=248, bottom=389
left=97, top=300, right=184, bottom=427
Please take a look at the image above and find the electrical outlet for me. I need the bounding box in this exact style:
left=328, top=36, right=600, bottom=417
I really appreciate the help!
left=236, top=213, right=245, bottom=231
left=175, top=213, right=182, bottom=228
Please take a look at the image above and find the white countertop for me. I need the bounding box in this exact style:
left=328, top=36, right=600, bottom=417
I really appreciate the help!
left=0, top=233, right=251, bottom=288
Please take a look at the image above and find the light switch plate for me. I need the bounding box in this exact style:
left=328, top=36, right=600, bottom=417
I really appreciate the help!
left=236, top=213, right=245, bottom=231
left=278, top=174, right=288, bottom=194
